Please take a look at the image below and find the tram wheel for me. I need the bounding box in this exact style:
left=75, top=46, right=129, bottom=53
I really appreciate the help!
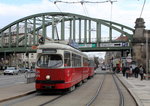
left=68, top=85, right=75, bottom=92
left=82, top=78, right=87, bottom=83
left=77, top=81, right=82, bottom=87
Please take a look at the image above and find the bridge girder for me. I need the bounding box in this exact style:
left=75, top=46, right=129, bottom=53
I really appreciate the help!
left=0, top=12, right=134, bottom=53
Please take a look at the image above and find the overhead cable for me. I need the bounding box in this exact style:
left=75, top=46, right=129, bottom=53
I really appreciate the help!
left=53, top=0, right=117, bottom=4
left=139, top=0, right=146, bottom=18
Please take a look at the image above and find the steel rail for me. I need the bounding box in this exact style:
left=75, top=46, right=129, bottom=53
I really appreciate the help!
left=39, top=95, right=65, bottom=106
left=115, top=74, right=139, bottom=106
left=112, top=75, right=124, bottom=106
left=86, top=74, right=106, bottom=106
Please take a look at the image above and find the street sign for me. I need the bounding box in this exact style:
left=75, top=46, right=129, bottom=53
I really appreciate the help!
left=31, top=46, right=37, bottom=50
left=100, top=42, right=129, bottom=47
left=79, top=44, right=96, bottom=48
left=126, top=54, right=132, bottom=63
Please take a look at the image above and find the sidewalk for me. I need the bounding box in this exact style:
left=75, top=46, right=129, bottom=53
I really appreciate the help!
left=117, top=74, right=150, bottom=106
left=0, top=83, right=35, bottom=102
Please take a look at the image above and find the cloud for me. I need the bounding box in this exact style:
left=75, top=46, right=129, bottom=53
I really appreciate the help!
left=0, top=0, right=150, bottom=29
left=0, top=0, right=58, bottom=28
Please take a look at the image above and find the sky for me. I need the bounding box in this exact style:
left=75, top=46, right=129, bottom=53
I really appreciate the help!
left=0, top=0, right=150, bottom=29
left=0, top=0, right=150, bottom=58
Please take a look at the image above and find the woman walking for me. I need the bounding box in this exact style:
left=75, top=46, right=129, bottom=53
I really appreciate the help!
left=139, top=65, right=144, bottom=80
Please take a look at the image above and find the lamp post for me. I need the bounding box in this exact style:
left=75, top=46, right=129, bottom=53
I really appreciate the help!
left=145, top=31, right=149, bottom=79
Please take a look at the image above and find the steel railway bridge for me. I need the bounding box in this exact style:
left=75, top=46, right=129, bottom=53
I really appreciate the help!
left=0, top=12, right=134, bottom=53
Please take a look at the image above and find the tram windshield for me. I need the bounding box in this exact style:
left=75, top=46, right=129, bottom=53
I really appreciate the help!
left=37, top=54, right=62, bottom=68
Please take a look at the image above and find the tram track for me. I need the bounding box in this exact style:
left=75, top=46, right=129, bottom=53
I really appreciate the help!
left=112, top=75, right=125, bottom=106
left=86, top=74, right=106, bottom=106
left=39, top=95, right=65, bottom=106
left=114, top=74, right=138, bottom=106
left=0, top=73, right=138, bottom=106
left=39, top=75, right=104, bottom=106
left=0, top=92, right=64, bottom=106
left=86, top=73, right=137, bottom=106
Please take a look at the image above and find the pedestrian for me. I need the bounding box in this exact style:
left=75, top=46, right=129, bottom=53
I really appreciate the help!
left=134, top=66, right=139, bottom=78
left=139, top=65, right=144, bottom=80
left=132, top=64, right=136, bottom=77
left=126, top=66, right=130, bottom=79
left=122, top=64, right=126, bottom=77
left=129, top=66, right=133, bottom=77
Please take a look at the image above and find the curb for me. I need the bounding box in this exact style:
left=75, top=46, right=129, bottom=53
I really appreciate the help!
left=0, top=90, right=36, bottom=103
left=115, top=74, right=144, bottom=106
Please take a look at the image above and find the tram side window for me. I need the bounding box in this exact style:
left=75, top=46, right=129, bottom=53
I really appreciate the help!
left=76, top=55, right=81, bottom=66
left=72, top=53, right=81, bottom=67
left=83, top=57, right=88, bottom=67
left=64, top=51, right=71, bottom=67
left=89, top=60, right=95, bottom=67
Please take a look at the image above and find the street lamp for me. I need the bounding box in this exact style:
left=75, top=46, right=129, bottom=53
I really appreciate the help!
left=145, top=31, right=149, bottom=79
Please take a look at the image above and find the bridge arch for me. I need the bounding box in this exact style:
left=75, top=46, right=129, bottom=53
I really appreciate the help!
left=0, top=12, right=134, bottom=52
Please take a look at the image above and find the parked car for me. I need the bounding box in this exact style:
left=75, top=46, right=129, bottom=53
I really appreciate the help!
left=19, top=68, right=35, bottom=73
left=101, top=66, right=106, bottom=70
left=18, top=67, right=27, bottom=73
left=25, top=68, right=36, bottom=73
left=4, top=67, right=19, bottom=75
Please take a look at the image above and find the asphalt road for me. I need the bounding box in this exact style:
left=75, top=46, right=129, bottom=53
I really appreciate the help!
left=0, top=73, right=27, bottom=88
left=0, top=68, right=137, bottom=106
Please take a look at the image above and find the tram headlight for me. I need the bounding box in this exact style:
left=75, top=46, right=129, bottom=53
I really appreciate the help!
left=46, top=75, right=51, bottom=80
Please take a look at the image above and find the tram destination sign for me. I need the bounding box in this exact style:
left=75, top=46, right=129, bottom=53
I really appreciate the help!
left=100, top=42, right=129, bottom=47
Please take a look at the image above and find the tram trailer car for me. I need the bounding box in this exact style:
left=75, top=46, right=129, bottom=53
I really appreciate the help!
left=88, top=60, right=95, bottom=78
left=35, top=42, right=94, bottom=92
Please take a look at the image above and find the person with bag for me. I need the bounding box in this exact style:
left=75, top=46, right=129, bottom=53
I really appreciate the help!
left=139, top=65, right=144, bottom=80
left=134, top=66, right=139, bottom=78
left=126, top=66, right=130, bottom=79
left=122, top=64, right=126, bottom=77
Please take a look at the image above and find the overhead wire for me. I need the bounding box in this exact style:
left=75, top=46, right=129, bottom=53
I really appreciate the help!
left=55, top=3, right=63, bottom=13
left=81, top=3, right=89, bottom=16
left=109, top=0, right=113, bottom=21
left=49, top=0, right=63, bottom=13
left=49, top=0, right=64, bottom=40
left=139, top=0, right=146, bottom=18
left=83, top=3, right=89, bottom=16
left=49, top=0, right=117, bottom=40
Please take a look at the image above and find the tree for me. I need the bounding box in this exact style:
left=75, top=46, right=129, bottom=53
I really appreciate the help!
left=94, top=56, right=100, bottom=69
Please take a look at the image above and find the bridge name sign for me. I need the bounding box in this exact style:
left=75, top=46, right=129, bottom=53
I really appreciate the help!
left=79, top=42, right=129, bottom=48
left=79, top=44, right=96, bottom=48
left=100, top=42, right=129, bottom=47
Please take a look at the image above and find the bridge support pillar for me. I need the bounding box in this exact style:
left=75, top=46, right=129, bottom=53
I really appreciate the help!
left=133, top=18, right=150, bottom=74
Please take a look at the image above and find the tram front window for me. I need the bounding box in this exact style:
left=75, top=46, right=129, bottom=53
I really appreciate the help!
left=37, top=54, right=62, bottom=68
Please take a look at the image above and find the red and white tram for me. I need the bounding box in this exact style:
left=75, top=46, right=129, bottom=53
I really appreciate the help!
left=35, top=42, right=95, bottom=92
left=88, top=59, right=95, bottom=78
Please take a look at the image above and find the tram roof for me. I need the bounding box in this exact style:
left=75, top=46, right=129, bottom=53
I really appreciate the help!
left=38, top=43, right=87, bottom=57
